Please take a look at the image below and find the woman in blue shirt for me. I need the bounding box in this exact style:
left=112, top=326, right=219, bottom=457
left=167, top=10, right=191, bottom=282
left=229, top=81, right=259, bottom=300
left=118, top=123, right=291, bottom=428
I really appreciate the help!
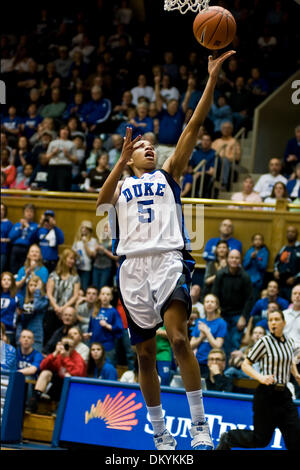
left=0, top=203, right=13, bottom=272
left=86, top=342, right=118, bottom=380
left=243, top=233, right=269, bottom=301
left=1, top=272, right=19, bottom=345
left=190, top=294, right=227, bottom=379
left=16, top=244, right=49, bottom=304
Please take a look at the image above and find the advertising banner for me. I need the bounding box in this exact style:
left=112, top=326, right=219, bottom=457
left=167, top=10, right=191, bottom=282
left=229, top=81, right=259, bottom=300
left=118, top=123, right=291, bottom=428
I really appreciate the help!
left=53, top=378, right=300, bottom=450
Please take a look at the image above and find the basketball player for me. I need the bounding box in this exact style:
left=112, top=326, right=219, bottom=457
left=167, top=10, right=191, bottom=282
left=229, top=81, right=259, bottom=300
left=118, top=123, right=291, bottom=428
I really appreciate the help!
left=97, top=50, right=235, bottom=450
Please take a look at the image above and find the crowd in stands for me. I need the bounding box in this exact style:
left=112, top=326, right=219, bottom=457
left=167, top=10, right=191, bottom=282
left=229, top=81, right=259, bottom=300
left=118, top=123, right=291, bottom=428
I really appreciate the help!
left=1, top=1, right=300, bottom=413
left=1, top=1, right=300, bottom=199
left=1, top=197, right=300, bottom=410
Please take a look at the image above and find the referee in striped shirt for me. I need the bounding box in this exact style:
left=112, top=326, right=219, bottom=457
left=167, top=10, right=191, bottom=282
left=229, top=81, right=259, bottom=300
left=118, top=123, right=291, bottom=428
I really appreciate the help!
left=217, top=309, right=300, bottom=450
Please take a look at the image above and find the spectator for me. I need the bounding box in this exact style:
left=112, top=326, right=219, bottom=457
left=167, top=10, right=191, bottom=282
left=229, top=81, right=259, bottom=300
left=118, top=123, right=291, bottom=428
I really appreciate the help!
left=30, top=117, right=57, bottom=147
left=1, top=322, right=17, bottom=371
left=85, top=286, right=123, bottom=366
left=130, top=74, right=154, bottom=106
left=45, top=248, right=80, bottom=343
left=180, top=73, right=203, bottom=112
left=230, top=175, right=262, bottom=208
left=54, top=45, right=72, bottom=79
left=28, top=336, right=86, bottom=412
left=81, top=152, right=110, bottom=193
left=190, top=294, right=227, bottom=379
left=84, top=136, right=104, bottom=172
left=254, top=157, right=287, bottom=200
left=284, top=125, right=300, bottom=177
left=67, top=325, right=89, bottom=363
left=211, top=121, right=241, bottom=188
left=228, top=76, right=251, bottom=132
left=63, top=93, right=85, bottom=121
left=274, top=225, right=300, bottom=300
left=1, top=148, right=16, bottom=188
left=16, top=329, right=43, bottom=378
left=13, top=136, right=34, bottom=171
left=92, top=221, right=118, bottom=290
left=0, top=272, right=19, bottom=346
left=43, top=306, right=78, bottom=356
left=80, top=85, right=112, bottom=134
left=203, top=240, right=229, bottom=297
left=10, top=163, right=33, bottom=190
left=40, top=87, right=67, bottom=119
left=242, top=233, right=269, bottom=300
left=15, top=243, right=49, bottom=303
left=86, top=342, right=118, bottom=380
left=209, top=95, right=233, bottom=135
left=33, top=210, right=64, bottom=273
left=212, top=249, right=254, bottom=355
left=119, top=356, right=139, bottom=383
left=264, top=181, right=291, bottom=210
left=8, top=203, right=38, bottom=274
left=16, top=276, right=49, bottom=353
left=21, top=104, right=43, bottom=141
left=287, top=162, right=300, bottom=200
left=2, top=105, right=22, bottom=144
left=157, top=74, right=180, bottom=109
left=29, top=153, right=49, bottom=190
left=248, top=280, right=289, bottom=330
left=205, top=349, right=233, bottom=392
left=46, top=124, right=77, bottom=192
left=188, top=133, right=216, bottom=198
left=283, top=284, right=300, bottom=349
left=108, top=134, right=123, bottom=168
left=72, top=220, right=98, bottom=291
left=127, top=102, right=154, bottom=139
left=0, top=203, right=13, bottom=272
left=76, top=286, right=99, bottom=334
left=162, top=50, right=179, bottom=83
left=156, top=325, right=172, bottom=386
left=247, top=67, right=269, bottom=108
left=203, top=219, right=242, bottom=262
left=180, top=167, right=193, bottom=197
left=224, top=324, right=266, bottom=381
left=31, top=129, right=53, bottom=166
left=71, top=135, right=86, bottom=189
left=190, top=284, right=204, bottom=319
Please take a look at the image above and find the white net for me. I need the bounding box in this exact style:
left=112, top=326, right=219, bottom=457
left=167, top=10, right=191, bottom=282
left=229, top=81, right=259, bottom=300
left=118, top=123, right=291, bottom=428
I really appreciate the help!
left=164, top=0, right=210, bottom=14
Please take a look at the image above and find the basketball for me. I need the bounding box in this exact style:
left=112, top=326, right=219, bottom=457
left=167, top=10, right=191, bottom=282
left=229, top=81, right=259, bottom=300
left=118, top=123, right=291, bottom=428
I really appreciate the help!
left=193, top=6, right=236, bottom=50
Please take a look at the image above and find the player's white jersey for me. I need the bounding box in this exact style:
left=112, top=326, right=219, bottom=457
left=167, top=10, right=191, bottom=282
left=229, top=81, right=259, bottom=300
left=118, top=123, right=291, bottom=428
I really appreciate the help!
left=113, top=169, right=190, bottom=257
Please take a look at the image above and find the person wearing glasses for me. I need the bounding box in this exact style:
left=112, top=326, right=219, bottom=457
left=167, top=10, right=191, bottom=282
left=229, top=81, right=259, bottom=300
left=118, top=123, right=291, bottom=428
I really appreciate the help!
left=206, top=349, right=233, bottom=392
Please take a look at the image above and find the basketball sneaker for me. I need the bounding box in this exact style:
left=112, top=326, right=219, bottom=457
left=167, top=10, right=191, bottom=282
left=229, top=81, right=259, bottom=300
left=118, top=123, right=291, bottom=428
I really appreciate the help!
left=189, top=420, right=214, bottom=450
left=153, top=429, right=177, bottom=450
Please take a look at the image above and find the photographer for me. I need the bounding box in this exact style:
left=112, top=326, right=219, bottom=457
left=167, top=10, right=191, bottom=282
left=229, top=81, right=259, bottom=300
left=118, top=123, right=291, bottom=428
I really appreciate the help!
left=33, top=210, right=65, bottom=274
left=28, top=336, right=86, bottom=413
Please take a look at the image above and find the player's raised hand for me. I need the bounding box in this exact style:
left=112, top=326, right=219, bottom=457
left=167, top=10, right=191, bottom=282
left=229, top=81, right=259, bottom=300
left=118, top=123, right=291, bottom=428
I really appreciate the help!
left=208, top=50, right=236, bottom=80
left=120, top=127, right=143, bottom=164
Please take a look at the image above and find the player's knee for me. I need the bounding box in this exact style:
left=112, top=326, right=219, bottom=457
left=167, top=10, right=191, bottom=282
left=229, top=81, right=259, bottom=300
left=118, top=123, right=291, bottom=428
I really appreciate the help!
left=137, top=349, right=156, bottom=372
left=170, top=333, right=188, bottom=357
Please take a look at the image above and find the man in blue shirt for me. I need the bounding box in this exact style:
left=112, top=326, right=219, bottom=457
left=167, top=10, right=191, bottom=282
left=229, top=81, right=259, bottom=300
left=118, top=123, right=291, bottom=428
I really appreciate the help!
left=203, top=219, right=242, bottom=262
left=189, top=133, right=216, bottom=198
left=16, top=329, right=43, bottom=378
left=249, top=280, right=289, bottom=330
left=2, top=105, right=23, bottom=143
left=32, top=210, right=64, bottom=273
left=80, top=86, right=112, bottom=134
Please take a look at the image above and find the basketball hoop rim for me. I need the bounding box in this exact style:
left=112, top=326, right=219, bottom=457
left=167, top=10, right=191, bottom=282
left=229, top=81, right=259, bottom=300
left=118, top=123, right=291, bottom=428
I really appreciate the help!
left=164, top=0, right=210, bottom=14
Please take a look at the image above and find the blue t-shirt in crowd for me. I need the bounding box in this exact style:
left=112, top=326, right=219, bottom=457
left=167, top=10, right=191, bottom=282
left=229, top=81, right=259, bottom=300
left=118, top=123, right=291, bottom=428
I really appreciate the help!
left=93, top=361, right=118, bottom=380
left=2, top=115, right=23, bottom=131
left=8, top=221, right=38, bottom=247
left=32, top=226, right=65, bottom=261
left=0, top=292, right=19, bottom=332
left=189, top=147, right=216, bottom=172
left=242, top=246, right=269, bottom=288
left=157, top=109, right=184, bottom=145
left=16, top=265, right=49, bottom=302
left=88, top=307, right=123, bottom=352
left=22, top=114, right=43, bottom=139
left=203, top=236, right=242, bottom=262
left=1, top=341, right=17, bottom=371
left=1, top=219, right=13, bottom=254
left=250, top=296, right=289, bottom=320
left=182, top=173, right=193, bottom=197
left=16, top=348, right=44, bottom=377
left=192, top=317, right=227, bottom=365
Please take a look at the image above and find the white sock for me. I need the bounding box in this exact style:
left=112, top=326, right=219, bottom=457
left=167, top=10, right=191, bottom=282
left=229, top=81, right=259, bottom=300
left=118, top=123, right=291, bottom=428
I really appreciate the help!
left=186, top=390, right=205, bottom=424
left=147, top=404, right=166, bottom=436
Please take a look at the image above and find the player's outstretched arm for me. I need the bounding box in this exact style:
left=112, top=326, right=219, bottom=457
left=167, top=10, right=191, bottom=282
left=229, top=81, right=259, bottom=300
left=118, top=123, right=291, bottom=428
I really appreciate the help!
left=162, top=50, right=236, bottom=183
left=96, top=127, right=142, bottom=207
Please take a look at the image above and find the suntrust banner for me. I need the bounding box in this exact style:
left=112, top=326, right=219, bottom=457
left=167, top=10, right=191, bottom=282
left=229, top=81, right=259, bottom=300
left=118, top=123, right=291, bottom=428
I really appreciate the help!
left=52, top=378, right=300, bottom=450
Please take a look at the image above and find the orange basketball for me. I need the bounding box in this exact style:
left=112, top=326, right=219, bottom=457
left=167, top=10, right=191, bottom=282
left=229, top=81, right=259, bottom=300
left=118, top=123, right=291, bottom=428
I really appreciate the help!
left=193, top=6, right=236, bottom=50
